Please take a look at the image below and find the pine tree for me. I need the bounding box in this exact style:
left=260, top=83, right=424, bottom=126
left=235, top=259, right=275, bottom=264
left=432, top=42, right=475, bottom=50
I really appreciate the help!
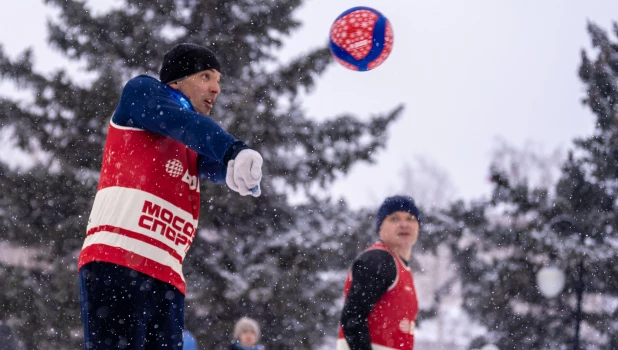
left=0, top=1, right=402, bottom=348
left=437, top=21, right=618, bottom=350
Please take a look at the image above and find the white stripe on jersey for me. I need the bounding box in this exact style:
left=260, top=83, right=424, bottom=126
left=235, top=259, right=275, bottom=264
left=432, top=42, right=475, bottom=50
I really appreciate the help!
left=110, top=119, right=146, bottom=131
left=87, top=186, right=197, bottom=262
left=82, top=230, right=185, bottom=282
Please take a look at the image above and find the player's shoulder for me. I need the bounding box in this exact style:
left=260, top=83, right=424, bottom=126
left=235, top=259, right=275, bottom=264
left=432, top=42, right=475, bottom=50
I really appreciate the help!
left=356, top=248, right=395, bottom=268
left=352, top=248, right=397, bottom=282
left=123, top=74, right=165, bottom=92
left=359, top=248, right=392, bottom=260
left=128, top=74, right=160, bottom=84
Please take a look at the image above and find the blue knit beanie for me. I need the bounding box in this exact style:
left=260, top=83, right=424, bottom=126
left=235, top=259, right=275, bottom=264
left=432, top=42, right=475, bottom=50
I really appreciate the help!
left=376, top=195, right=421, bottom=233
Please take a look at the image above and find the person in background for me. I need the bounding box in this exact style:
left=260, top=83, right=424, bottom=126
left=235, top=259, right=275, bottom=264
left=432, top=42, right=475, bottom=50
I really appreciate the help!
left=229, top=317, right=265, bottom=350
left=337, top=195, right=421, bottom=350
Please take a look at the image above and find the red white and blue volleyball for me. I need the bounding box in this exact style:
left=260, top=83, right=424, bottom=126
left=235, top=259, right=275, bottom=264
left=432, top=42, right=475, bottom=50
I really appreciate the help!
left=329, top=7, right=394, bottom=71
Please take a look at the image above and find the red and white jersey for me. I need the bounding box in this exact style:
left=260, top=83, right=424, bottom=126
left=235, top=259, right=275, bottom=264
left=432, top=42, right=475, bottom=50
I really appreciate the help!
left=78, top=120, right=201, bottom=294
left=337, top=241, right=419, bottom=350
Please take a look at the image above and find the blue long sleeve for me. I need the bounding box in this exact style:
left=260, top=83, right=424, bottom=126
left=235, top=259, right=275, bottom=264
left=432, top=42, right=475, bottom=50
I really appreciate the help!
left=198, top=155, right=227, bottom=184
left=112, top=74, right=238, bottom=165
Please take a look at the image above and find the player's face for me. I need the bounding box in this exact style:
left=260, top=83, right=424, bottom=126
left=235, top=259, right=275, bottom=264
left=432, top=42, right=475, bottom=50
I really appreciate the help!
left=378, top=211, right=419, bottom=255
left=169, top=69, right=221, bottom=115
left=239, top=330, right=257, bottom=347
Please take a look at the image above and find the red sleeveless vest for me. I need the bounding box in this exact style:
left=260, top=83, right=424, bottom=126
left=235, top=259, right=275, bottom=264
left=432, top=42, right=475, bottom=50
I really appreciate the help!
left=78, top=121, right=201, bottom=294
left=337, top=241, right=418, bottom=350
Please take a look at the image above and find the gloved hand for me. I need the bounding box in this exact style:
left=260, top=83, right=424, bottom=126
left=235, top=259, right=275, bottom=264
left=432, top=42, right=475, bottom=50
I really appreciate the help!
left=226, top=149, right=263, bottom=197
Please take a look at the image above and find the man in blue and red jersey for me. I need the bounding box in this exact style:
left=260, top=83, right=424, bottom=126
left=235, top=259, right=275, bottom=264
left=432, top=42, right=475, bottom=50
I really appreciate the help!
left=78, top=43, right=263, bottom=349
left=337, top=195, right=421, bottom=350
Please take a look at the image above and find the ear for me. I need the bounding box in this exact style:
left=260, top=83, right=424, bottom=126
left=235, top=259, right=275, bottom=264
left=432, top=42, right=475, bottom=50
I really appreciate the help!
left=168, top=81, right=180, bottom=90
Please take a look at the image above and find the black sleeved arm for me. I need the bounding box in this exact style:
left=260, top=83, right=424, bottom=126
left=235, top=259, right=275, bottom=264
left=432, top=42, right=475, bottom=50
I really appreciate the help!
left=340, top=249, right=397, bottom=350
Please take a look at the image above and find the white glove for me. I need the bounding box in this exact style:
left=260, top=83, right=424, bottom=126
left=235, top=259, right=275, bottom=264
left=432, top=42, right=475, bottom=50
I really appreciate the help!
left=226, top=149, right=263, bottom=197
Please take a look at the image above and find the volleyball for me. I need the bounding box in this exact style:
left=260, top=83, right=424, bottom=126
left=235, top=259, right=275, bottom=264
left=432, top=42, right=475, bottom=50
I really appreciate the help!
left=329, top=7, right=394, bottom=71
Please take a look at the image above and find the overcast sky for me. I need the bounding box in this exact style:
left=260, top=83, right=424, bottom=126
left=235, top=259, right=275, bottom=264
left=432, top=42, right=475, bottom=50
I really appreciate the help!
left=2, top=0, right=618, bottom=209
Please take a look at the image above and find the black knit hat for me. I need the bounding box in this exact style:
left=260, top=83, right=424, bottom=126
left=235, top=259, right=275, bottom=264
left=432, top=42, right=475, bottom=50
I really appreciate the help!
left=159, top=43, right=221, bottom=83
left=376, top=195, right=422, bottom=233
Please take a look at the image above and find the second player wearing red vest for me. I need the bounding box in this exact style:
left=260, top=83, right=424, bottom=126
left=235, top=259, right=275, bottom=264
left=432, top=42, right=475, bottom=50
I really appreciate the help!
left=338, top=195, right=421, bottom=350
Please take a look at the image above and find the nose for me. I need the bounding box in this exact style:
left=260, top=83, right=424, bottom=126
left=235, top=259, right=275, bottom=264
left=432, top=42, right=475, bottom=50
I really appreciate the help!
left=400, top=220, right=413, bottom=228
left=211, top=81, right=221, bottom=95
